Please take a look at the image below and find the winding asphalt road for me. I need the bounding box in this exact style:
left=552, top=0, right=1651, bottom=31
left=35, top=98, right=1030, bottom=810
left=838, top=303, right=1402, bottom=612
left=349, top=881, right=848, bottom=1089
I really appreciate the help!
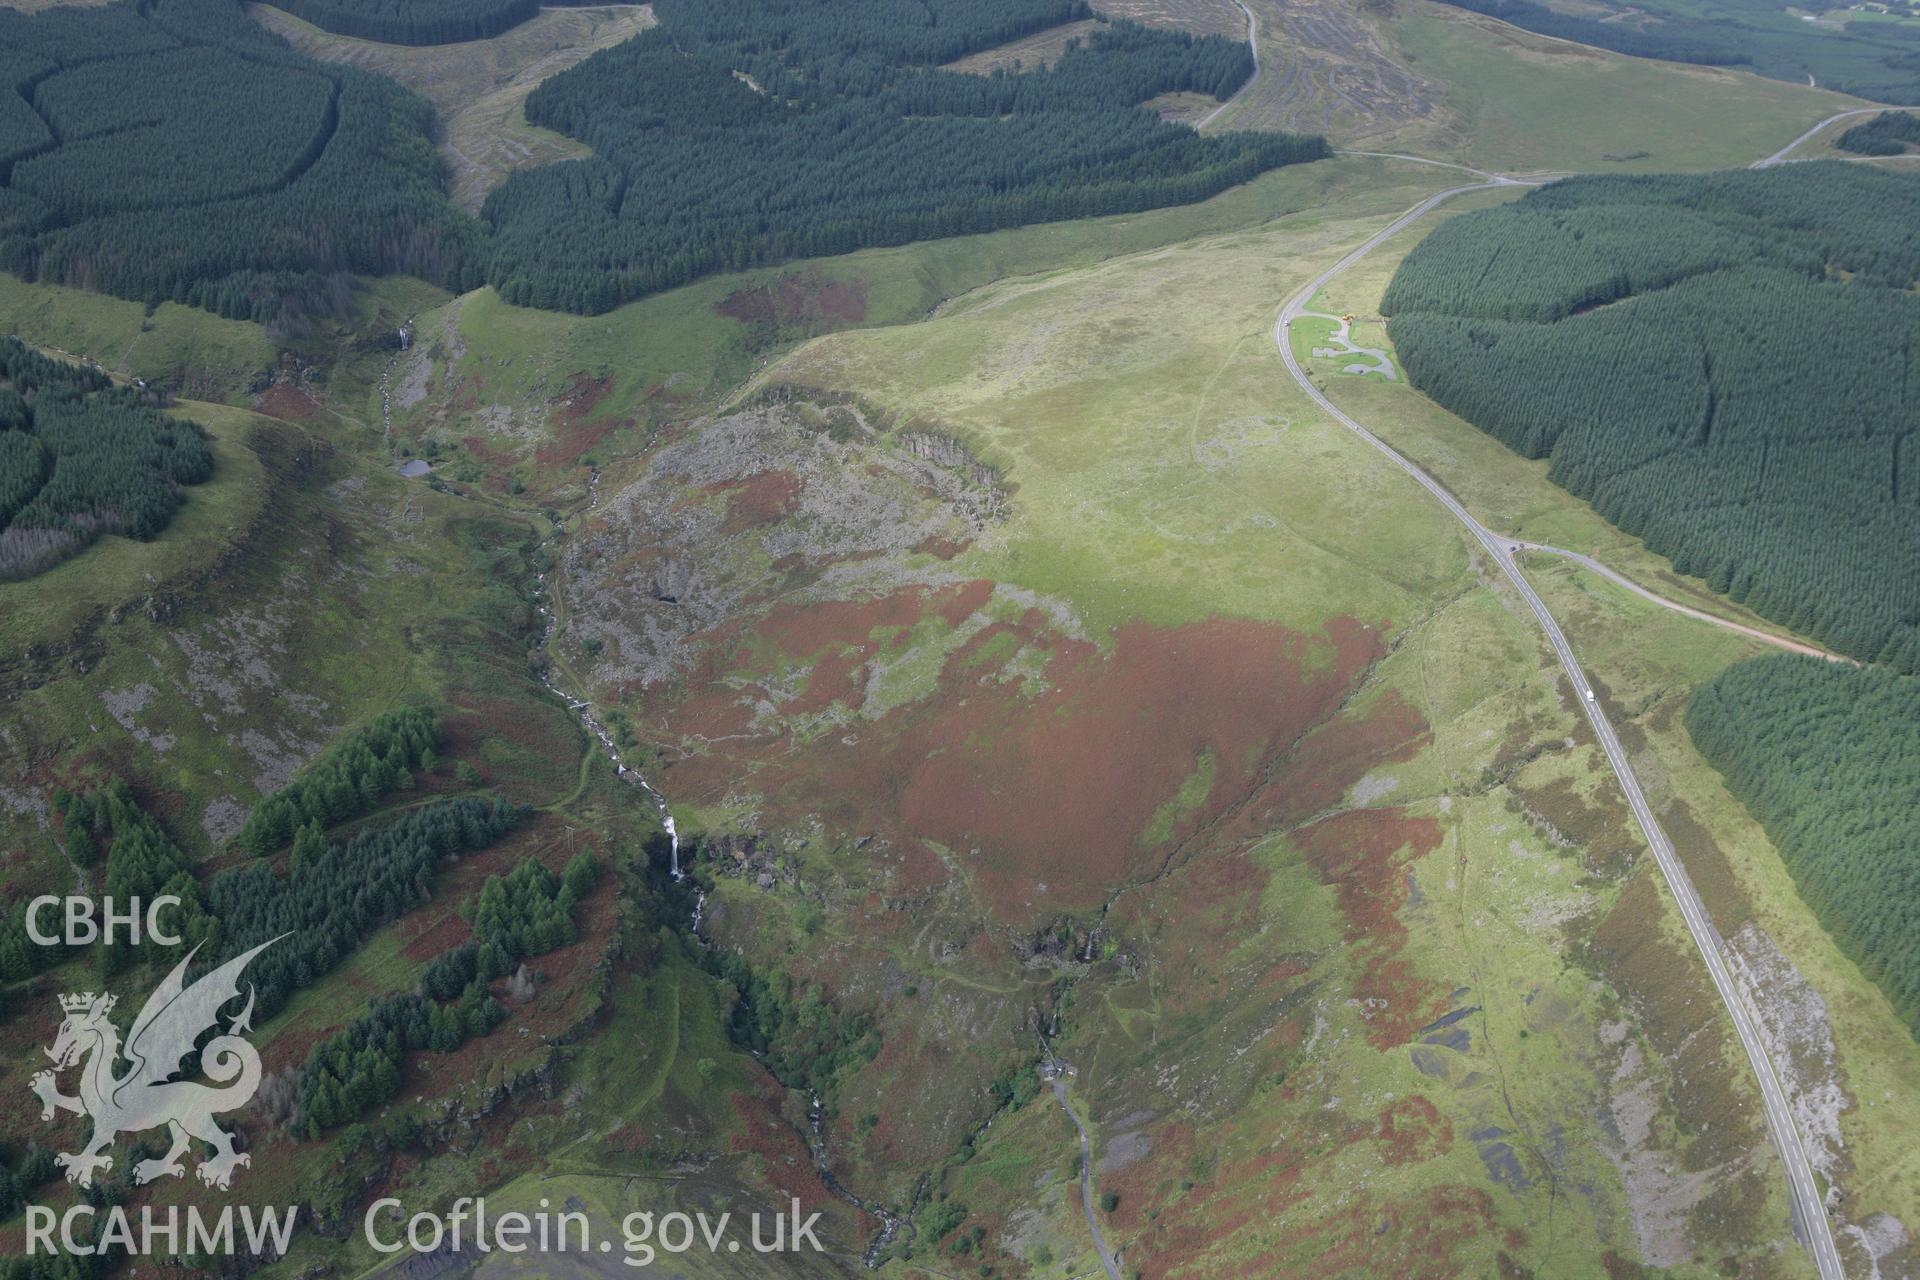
left=1752, top=106, right=1905, bottom=167
left=1273, top=173, right=1847, bottom=1280
left=1197, top=0, right=1259, bottom=130
left=1053, top=1080, right=1124, bottom=1280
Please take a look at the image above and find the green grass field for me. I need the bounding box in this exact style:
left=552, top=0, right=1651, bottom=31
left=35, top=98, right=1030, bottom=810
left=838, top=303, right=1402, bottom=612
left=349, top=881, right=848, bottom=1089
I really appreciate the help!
left=1379, top=0, right=1861, bottom=171
left=0, top=276, right=274, bottom=397
left=756, top=159, right=1468, bottom=638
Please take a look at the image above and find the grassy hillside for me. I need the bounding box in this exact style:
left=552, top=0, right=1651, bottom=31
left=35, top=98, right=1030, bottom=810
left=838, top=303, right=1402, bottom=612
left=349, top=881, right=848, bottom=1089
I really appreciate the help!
left=0, top=275, right=274, bottom=398
left=1199, top=0, right=1856, bottom=169
left=505, top=154, right=1848, bottom=1274
left=1430, top=0, right=1920, bottom=102
left=380, top=159, right=1371, bottom=501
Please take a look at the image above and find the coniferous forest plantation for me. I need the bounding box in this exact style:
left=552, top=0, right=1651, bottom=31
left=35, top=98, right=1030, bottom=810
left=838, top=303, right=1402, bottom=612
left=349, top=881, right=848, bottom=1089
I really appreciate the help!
left=1383, top=163, right=1920, bottom=671
left=1838, top=109, right=1920, bottom=154
left=268, top=0, right=575, bottom=45
left=485, top=0, right=1326, bottom=313
left=1688, top=657, right=1920, bottom=1037
left=0, top=0, right=479, bottom=329
left=0, top=337, right=210, bottom=578
left=0, top=0, right=1324, bottom=324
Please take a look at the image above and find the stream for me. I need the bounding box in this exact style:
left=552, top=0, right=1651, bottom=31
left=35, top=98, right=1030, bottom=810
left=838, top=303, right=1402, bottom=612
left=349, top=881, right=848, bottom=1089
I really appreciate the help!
left=528, top=521, right=681, bottom=877
left=524, top=471, right=913, bottom=1261
left=379, top=317, right=415, bottom=444
left=809, top=1093, right=904, bottom=1268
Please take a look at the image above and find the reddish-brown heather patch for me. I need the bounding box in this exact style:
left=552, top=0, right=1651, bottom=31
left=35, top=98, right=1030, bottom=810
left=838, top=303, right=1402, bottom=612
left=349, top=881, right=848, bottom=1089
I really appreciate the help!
left=795, top=646, right=869, bottom=717
left=1271, top=1185, right=1501, bottom=1280
left=934, top=577, right=994, bottom=626
left=459, top=434, right=517, bottom=474
left=848, top=891, right=914, bottom=939
left=253, top=381, right=320, bottom=423
left=606, top=1120, right=650, bottom=1154
left=666, top=582, right=995, bottom=786
left=555, top=370, right=611, bottom=418
left=665, top=605, right=1388, bottom=921
left=913, top=534, right=970, bottom=560
left=1376, top=1094, right=1451, bottom=1166
left=447, top=380, right=482, bottom=417
left=846, top=1029, right=959, bottom=1163
left=1602, top=1249, right=1659, bottom=1279
left=881, top=838, right=951, bottom=895
left=1120, top=840, right=1274, bottom=982
left=444, top=695, right=550, bottom=758
left=259, top=1018, right=336, bottom=1077
left=534, top=373, right=620, bottom=468
left=715, top=268, right=868, bottom=328
left=1123, top=1131, right=1332, bottom=1276
left=1294, top=807, right=1448, bottom=1050
left=887, top=618, right=1377, bottom=916
left=757, top=585, right=962, bottom=658
left=706, top=470, right=805, bottom=532
left=397, top=900, right=474, bottom=963
left=1098, top=1120, right=1197, bottom=1227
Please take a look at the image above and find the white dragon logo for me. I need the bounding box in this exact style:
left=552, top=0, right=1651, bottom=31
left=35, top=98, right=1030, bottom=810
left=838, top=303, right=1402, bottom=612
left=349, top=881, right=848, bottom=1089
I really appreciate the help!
left=29, top=938, right=280, bottom=1190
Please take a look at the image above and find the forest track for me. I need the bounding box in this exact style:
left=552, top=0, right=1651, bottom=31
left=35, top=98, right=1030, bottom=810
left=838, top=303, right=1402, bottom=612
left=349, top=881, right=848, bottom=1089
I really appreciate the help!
left=1508, top=538, right=1846, bottom=662
left=1196, top=0, right=1258, bottom=129
left=1272, top=172, right=1847, bottom=1280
